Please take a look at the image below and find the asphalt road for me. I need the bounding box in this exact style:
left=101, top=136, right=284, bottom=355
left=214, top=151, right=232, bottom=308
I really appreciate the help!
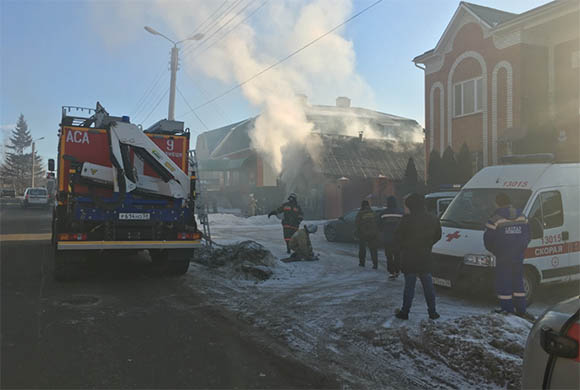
left=0, top=199, right=336, bottom=389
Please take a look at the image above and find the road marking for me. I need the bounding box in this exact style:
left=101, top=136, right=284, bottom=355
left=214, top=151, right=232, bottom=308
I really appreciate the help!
left=0, top=233, right=51, bottom=242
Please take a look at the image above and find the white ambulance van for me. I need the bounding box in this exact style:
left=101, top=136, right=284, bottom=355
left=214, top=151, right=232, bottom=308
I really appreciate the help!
left=431, top=156, right=579, bottom=302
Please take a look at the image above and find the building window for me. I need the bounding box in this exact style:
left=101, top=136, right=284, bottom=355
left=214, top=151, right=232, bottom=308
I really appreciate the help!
left=454, top=77, right=483, bottom=117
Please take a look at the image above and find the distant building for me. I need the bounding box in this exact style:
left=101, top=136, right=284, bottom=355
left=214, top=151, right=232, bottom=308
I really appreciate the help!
left=413, top=1, right=579, bottom=170
left=195, top=97, right=423, bottom=218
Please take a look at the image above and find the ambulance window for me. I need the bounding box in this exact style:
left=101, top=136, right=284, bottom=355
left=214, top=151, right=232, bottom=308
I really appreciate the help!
left=541, top=191, right=563, bottom=229
left=529, top=191, right=564, bottom=237
left=528, top=198, right=543, bottom=239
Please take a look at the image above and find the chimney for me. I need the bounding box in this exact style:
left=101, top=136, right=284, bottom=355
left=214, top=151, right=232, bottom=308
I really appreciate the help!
left=336, top=96, right=351, bottom=108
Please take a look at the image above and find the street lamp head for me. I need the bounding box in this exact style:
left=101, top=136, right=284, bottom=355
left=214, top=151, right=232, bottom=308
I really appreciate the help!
left=36, top=137, right=45, bottom=141
left=144, top=26, right=161, bottom=36
left=186, top=33, right=204, bottom=41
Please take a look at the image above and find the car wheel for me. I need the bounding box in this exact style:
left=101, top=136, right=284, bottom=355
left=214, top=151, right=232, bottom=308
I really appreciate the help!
left=324, top=226, right=337, bottom=242
left=523, top=267, right=538, bottom=305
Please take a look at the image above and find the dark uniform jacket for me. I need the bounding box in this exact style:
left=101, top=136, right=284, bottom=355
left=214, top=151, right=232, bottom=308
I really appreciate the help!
left=355, top=208, right=379, bottom=241
left=484, top=206, right=530, bottom=261
left=275, top=201, right=303, bottom=227
left=379, top=207, right=404, bottom=247
left=394, top=211, right=442, bottom=274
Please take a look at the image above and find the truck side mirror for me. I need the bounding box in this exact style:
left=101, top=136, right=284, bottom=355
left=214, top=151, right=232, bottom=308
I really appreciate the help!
left=48, top=158, right=55, bottom=172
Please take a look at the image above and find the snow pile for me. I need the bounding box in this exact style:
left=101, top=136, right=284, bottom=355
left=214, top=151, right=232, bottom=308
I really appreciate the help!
left=193, top=240, right=277, bottom=281
left=371, top=314, right=532, bottom=389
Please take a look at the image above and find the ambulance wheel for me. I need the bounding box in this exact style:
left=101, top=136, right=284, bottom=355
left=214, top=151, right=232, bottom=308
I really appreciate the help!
left=523, top=267, right=538, bottom=305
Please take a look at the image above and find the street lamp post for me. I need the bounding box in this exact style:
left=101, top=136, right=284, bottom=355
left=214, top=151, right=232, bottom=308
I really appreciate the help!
left=31, top=137, right=45, bottom=188
left=144, top=26, right=204, bottom=121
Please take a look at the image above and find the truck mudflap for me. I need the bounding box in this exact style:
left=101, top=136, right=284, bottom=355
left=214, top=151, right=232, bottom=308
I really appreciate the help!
left=57, top=240, right=201, bottom=250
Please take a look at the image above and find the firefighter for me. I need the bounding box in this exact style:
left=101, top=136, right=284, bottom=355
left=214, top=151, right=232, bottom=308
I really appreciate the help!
left=268, top=193, right=304, bottom=253
left=379, top=196, right=404, bottom=280
left=394, top=193, right=442, bottom=320
left=355, top=200, right=379, bottom=269
left=484, top=193, right=533, bottom=320
left=289, top=224, right=318, bottom=261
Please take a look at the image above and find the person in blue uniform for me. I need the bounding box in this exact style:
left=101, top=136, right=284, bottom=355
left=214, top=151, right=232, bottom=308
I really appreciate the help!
left=484, top=192, right=533, bottom=319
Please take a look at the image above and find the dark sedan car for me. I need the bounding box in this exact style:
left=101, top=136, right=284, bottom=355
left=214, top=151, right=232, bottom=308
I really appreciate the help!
left=324, top=207, right=385, bottom=243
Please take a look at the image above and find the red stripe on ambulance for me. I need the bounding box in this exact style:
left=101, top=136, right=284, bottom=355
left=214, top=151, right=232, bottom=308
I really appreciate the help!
left=525, top=241, right=580, bottom=259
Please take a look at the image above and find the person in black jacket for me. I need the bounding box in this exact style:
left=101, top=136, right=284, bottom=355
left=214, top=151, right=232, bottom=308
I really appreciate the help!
left=355, top=200, right=380, bottom=269
left=394, top=193, right=442, bottom=320
left=268, top=193, right=304, bottom=253
left=379, top=196, right=404, bottom=280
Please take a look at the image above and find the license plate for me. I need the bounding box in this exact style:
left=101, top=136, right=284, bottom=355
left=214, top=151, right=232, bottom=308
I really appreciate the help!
left=118, top=213, right=150, bottom=221
left=432, top=277, right=452, bottom=287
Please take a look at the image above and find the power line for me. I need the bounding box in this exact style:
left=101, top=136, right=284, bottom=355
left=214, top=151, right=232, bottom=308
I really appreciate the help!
left=176, top=86, right=209, bottom=131
left=182, top=0, right=268, bottom=62
left=181, top=0, right=248, bottom=58
left=182, top=0, right=259, bottom=60
left=141, top=87, right=169, bottom=125
left=134, top=74, right=169, bottom=121
left=132, top=68, right=167, bottom=117
left=134, top=0, right=229, bottom=118
left=178, top=0, right=385, bottom=119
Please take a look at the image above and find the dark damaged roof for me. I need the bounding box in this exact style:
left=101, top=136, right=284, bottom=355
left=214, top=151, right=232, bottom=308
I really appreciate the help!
left=197, top=104, right=421, bottom=159
left=314, top=134, right=425, bottom=181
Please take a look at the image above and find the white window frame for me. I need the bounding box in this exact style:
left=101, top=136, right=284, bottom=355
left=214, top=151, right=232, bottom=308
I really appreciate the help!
left=453, top=76, right=483, bottom=118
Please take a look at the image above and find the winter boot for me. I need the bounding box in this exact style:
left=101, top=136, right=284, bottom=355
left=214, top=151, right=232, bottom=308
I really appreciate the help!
left=429, top=312, right=440, bottom=320
left=395, top=308, right=408, bottom=320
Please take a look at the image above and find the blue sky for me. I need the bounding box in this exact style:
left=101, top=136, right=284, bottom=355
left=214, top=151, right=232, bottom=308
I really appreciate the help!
left=1, top=0, right=548, bottom=163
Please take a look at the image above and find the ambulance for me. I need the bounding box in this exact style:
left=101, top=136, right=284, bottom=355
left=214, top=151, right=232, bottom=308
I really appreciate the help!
left=431, top=155, right=580, bottom=302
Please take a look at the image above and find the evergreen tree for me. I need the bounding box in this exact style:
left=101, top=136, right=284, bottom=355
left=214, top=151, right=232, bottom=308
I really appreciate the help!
left=427, top=150, right=442, bottom=192
left=397, top=156, right=418, bottom=197
left=456, top=143, right=472, bottom=184
left=441, top=146, right=458, bottom=185
left=1, top=115, right=43, bottom=193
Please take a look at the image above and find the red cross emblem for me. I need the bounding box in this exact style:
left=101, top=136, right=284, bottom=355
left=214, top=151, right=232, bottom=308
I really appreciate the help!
left=446, top=231, right=461, bottom=242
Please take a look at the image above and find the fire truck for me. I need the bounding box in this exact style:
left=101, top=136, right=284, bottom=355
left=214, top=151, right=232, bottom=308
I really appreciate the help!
left=49, top=103, right=201, bottom=280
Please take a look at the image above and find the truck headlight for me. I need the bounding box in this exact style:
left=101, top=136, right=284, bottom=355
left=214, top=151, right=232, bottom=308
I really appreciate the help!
left=463, top=254, right=496, bottom=267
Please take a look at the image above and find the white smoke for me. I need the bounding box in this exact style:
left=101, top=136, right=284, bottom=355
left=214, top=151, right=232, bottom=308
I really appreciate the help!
left=90, top=0, right=375, bottom=175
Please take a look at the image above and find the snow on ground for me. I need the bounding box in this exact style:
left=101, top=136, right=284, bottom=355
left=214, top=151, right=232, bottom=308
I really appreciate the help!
left=188, top=213, right=571, bottom=389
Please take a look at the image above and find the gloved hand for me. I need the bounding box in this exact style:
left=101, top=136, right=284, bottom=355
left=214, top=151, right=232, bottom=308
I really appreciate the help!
left=267, top=211, right=275, bottom=218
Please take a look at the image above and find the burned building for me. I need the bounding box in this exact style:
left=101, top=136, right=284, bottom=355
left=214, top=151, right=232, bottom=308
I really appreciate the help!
left=195, top=97, right=424, bottom=218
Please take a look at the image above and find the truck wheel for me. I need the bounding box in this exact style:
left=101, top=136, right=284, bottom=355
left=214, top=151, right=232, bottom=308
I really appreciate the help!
left=150, top=250, right=190, bottom=276
left=166, top=258, right=190, bottom=276
left=523, top=267, right=538, bottom=305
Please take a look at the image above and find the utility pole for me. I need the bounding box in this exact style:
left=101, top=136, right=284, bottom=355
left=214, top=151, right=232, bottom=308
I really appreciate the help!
left=31, top=141, right=35, bottom=188
left=168, top=46, right=179, bottom=121
left=144, top=26, right=204, bottom=121
left=31, top=137, right=44, bottom=188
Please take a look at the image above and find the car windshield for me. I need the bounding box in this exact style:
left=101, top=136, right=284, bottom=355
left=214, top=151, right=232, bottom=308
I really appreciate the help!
left=29, top=189, right=47, bottom=195
left=440, top=188, right=532, bottom=230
